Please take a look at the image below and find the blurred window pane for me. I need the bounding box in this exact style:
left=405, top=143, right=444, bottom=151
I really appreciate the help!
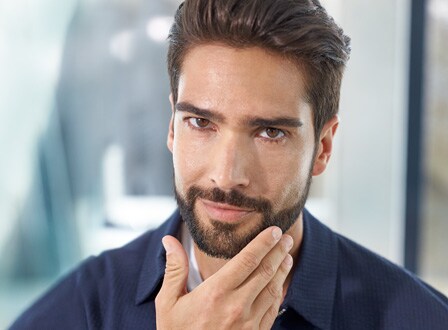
left=420, top=0, right=448, bottom=295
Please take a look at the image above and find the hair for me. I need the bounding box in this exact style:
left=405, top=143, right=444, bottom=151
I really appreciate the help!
left=167, top=0, right=351, bottom=137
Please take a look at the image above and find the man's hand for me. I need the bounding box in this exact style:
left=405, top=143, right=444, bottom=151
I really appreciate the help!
left=155, top=226, right=294, bottom=330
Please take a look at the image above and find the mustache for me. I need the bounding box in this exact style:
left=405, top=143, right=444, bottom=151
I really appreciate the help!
left=186, top=186, right=272, bottom=213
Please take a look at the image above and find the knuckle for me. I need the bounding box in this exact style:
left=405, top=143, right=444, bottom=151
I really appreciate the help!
left=213, top=286, right=225, bottom=299
left=228, top=303, right=245, bottom=322
left=165, top=259, right=184, bottom=274
left=266, top=282, right=281, bottom=299
left=260, top=261, right=275, bottom=279
left=267, top=304, right=279, bottom=320
left=239, top=250, right=260, bottom=271
left=208, top=288, right=223, bottom=304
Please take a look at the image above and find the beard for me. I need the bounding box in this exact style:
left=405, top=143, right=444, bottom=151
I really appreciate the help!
left=174, top=172, right=313, bottom=259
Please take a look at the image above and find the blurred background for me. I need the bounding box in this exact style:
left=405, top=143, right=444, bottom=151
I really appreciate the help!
left=0, top=0, right=447, bottom=326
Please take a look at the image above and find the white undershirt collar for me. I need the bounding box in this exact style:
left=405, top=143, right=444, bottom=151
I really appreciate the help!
left=180, top=222, right=204, bottom=291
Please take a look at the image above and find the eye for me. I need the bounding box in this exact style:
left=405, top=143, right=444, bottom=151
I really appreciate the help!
left=188, top=117, right=211, bottom=128
left=259, top=127, right=285, bottom=139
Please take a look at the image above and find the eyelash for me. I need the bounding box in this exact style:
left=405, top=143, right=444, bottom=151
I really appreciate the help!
left=184, top=117, right=287, bottom=143
left=258, top=128, right=286, bottom=142
left=185, top=117, right=214, bottom=131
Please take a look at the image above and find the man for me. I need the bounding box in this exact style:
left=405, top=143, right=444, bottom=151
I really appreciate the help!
left=11, top=0, right=448, bottom=329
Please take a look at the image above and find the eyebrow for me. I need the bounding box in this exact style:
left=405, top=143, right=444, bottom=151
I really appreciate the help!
left=244, top=117, right=303, bottom=128
left=175, top=102, right=225, bottom=122
left=175, top=101, right=303, bottom=128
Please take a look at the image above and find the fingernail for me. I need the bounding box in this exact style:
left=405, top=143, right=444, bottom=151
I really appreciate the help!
left=272, top=227, right=282, bottom=241
left=283, top=254, right=293, bottom=267
left=162, top=237, right=172, bottom=255
left=283, top=235, right=293, bottom=250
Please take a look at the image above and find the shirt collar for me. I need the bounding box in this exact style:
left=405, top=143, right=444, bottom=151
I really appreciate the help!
left=135, top=209, right=182, bottom=305
left=283, top=208, right=338, bottom=330
left=135, top=208, right=339, bottom=330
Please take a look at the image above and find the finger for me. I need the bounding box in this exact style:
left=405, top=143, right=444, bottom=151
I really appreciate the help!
left=242, top=235, right=293, bottom=303
left=251, top=253, right=293, bottom=319
left=259, top=295, right=283, bottom=330
left=157, top=235, right=189, bottom=307
left=210, top=226, right=283, bottom=290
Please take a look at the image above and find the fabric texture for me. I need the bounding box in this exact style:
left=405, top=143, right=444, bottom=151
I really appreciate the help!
left=10, top=209, right=448, bottom=329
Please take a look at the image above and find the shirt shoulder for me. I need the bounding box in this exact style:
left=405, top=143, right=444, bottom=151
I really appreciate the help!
left=334, top=233, right=448, bottom=329
left=10, top=212, right=180, bottom=329
left=9, top=257, right=90, bottom=330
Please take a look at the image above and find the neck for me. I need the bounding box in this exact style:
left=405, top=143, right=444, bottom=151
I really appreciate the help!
left=193, top=213, right=304, bottom=297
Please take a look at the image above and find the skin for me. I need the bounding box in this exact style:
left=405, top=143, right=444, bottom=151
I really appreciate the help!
left=156, top=44, right=338, bottom=329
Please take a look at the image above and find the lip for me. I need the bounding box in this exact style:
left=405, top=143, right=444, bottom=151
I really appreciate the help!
left=200, top=199, right=254, bottom=223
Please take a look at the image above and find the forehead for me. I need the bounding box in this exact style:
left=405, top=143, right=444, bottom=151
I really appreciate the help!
left=177, top=44, right=310, bottom=120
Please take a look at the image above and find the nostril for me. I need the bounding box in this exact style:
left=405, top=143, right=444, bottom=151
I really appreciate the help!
left=208, top=171, right=250, bottom=190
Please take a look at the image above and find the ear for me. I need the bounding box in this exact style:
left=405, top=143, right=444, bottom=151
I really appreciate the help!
left=312, top=115, right=339, bottom=176
left=167, top=94, right=175, bottom=153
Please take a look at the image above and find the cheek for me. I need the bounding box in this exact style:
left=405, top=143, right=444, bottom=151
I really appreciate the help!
left=263, top=147, right=313, bottom=206
left=172, top=127, right=208, bottom=191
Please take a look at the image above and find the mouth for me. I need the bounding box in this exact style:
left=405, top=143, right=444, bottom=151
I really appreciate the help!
left=199, top=198, right=254, bottom=223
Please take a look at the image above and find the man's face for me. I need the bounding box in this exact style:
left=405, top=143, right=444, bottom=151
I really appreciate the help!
left=168, top=44, right=320, bottom=259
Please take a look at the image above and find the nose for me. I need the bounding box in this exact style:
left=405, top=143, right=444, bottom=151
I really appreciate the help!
left=209, top=133, right=250, bottom=190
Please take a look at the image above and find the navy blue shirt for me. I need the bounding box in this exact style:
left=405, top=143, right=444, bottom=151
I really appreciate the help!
left=11, top=209, right=448, bottom=329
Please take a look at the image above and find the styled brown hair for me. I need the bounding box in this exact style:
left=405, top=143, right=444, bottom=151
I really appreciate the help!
left=167, top=0, right=351, bottom=136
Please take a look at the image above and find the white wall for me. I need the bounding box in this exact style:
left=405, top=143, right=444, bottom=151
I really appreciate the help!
left=314, top=0, right=411, bottom=265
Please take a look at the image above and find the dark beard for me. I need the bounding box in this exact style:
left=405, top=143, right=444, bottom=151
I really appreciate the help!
left=174, top=173, right=312, bottom=259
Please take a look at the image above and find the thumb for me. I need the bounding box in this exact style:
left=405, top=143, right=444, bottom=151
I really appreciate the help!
left=159, top=235, right=189, bottom=305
